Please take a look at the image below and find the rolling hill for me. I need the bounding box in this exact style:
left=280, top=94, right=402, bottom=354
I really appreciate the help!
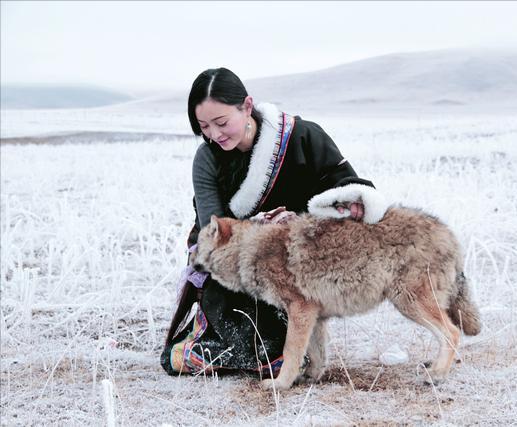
left=1, top=84, right=133, bottom=109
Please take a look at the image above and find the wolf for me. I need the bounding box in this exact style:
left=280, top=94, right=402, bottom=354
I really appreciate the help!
left=190, top=207, right=481, bottom=390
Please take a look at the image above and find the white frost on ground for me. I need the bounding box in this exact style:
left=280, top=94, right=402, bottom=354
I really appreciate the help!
left=1, top=111, right=517, bottom=425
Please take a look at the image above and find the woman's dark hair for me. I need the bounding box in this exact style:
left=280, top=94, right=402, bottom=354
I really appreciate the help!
left=187, top=67, right=262, bottom=143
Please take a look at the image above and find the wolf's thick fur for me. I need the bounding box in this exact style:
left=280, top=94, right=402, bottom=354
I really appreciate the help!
left=191, top=207, right=481, bottom=390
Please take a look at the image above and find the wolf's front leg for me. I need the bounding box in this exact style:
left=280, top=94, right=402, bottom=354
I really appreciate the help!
left=262, top=300, right=320, bottom=391
left=300, top=318, right=328, bottom=383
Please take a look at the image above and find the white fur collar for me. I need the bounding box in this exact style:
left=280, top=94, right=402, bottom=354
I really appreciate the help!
left=229, top=102, right=281, bottom=218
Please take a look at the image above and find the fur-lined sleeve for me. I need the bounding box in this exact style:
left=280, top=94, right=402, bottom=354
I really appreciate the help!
left=298, top=120, right=389, bottom=224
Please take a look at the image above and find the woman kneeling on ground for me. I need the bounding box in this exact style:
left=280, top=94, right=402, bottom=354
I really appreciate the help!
left=161, top=67, right=387, bottom=376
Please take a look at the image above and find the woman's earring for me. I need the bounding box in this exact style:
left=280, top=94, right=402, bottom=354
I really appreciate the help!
left=245, top=121, right=252, bottom=141
left=209, top=138, right=213, bottom=144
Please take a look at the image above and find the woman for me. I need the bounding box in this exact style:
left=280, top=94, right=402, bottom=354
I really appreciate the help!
left=161, top=68, right=388, bottom=376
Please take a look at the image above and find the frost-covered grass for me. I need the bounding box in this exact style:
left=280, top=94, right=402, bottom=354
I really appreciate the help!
left=1, top=112, right=517, bottom=426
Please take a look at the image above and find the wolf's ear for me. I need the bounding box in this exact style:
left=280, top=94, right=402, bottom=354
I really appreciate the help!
left=209, top=215, right=219, bottom=236
left=209, top=215, right=233, bottom=244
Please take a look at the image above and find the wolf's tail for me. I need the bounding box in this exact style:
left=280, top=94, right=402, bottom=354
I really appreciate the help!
left=447, top=272, right=481, bottom=336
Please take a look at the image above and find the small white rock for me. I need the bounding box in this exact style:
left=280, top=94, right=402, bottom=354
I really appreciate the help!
left=379, top=344, right=409, bottom=365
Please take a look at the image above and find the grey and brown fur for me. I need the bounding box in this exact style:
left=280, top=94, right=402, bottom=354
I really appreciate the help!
left=191, top=207, right=481, bottom=390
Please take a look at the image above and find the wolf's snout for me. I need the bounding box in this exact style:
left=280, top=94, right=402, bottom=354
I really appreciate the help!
left=192, top=263, right=205, bottom=273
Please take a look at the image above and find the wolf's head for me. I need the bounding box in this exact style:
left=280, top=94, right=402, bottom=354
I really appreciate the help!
left=190, top=215, right=242, bottom=288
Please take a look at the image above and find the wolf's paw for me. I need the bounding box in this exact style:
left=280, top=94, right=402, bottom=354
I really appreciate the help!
left=295, top=366, right=324, bottom=385
left=420, top=366, right=446, bottom=386
left=423, top=376, right=445, bottom=387
left=294, top=374, right=319, bottom=385
left=417, top=361, right=447, bottom=386
left=304, top=364, right=325, bottom=382
left=261, top=378, right=293, bottom=391
left=261, top=378, right=275, bottom=390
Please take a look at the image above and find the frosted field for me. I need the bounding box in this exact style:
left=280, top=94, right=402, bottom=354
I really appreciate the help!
left=1, top=111, right=517, bottom=426
left=0, top=107, right=191, bottom=138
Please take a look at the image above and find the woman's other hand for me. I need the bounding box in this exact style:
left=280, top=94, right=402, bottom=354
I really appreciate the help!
left=334, top=201, right=364, bottom=221
left=251, top=206, right=297, bottom=224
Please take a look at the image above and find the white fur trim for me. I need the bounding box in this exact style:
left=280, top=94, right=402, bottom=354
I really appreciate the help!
left=229, top=103, right=281, bottom=218
left=307, top=184, right=389, bottom=224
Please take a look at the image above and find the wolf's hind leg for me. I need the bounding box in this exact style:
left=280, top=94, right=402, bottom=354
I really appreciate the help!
left=419, top=304, right=460, bottom=383
left=262, top=300, right=319, bottom=391
left=391, top=280, right=460, bottom=384
left=299, top=318, right=328, bottom=383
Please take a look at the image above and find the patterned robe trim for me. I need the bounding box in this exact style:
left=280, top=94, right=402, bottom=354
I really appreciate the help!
left=170, top=308, right=284, bottom=375
left=256, top=112, right=295, bottom=212
left=170, top=308, right=209, bottom=374
left=229, top=103, right=295, bottom=219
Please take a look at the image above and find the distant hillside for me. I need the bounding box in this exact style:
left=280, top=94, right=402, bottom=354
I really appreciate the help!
left=244, top=48, right=517, bottom=110
left=79, top=48, right=517, bottom=114
left=1, top=85, right=133, bottom=109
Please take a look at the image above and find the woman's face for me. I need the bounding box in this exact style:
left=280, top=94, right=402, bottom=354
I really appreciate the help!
left=195, top=97, right=252, bottom=152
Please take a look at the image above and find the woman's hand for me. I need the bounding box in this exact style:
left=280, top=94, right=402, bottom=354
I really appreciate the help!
left=251, top=206, right=297, bottom=224
left=334, top=201, right=364, bottom=221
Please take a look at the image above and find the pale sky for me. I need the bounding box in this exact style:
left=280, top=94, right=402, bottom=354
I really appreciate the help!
left=2, top=1, right=517, bottom=95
